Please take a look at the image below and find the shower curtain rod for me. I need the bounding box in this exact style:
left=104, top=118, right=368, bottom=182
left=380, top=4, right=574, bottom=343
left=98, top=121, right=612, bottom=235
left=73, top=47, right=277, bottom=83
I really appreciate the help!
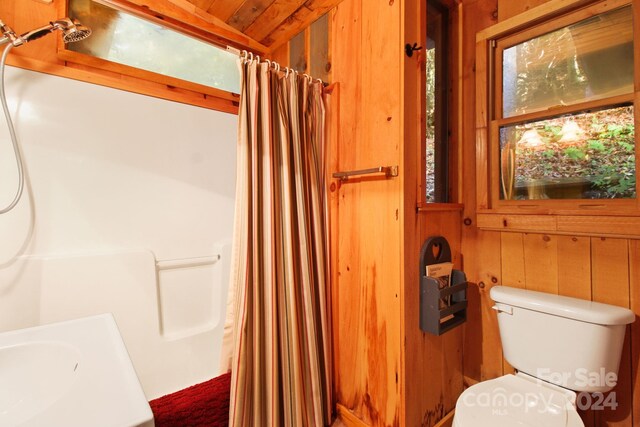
left=226, top=46, right=241, bottom=56
left=225, top=45, right=327, bottom=85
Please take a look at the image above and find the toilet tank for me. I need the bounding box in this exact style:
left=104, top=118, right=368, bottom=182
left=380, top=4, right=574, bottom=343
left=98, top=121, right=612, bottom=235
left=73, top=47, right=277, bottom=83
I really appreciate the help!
left=490, top=286, right=635, bottom=393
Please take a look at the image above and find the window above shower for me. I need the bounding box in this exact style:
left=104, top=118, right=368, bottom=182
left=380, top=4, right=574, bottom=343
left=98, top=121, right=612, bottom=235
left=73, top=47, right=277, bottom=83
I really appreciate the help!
left=67, top=0, right=240, bottom=94
left=59, top=0, right=243, bottom=111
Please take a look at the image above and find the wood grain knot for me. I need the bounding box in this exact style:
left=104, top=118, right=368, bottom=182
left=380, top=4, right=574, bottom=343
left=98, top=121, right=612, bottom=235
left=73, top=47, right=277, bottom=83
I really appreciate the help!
left=491, top=277, right=498, bottom=284
left=463, top=217, right=472, bottom=226
left=478, top=281, right=486, bottom=289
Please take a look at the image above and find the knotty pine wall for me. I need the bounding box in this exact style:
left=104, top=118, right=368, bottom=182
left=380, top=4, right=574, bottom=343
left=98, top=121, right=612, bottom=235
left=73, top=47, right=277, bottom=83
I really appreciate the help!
left=329, top=0, right=403, bottom=425
left=461, top=2, right=640, bottom=427
left=326, top=0, right=504, bottom=425
left=333, top=0, right=640, bottom=425
left=328, top=0, right=489, bottom=425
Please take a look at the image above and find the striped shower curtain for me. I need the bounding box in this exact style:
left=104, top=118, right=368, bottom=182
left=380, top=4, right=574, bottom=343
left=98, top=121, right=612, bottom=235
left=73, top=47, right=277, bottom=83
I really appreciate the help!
left=227, top=56, right=332, bottom=426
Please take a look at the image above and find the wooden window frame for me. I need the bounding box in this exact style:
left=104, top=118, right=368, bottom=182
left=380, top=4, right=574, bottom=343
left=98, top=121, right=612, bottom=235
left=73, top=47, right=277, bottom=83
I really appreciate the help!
left=427, top=1, right=450, bottom=203
left=55, top=0, right=266, bottom=113
left=476, top=0, right=640, bottom=216
left=416, top=0, right=461, bottom=210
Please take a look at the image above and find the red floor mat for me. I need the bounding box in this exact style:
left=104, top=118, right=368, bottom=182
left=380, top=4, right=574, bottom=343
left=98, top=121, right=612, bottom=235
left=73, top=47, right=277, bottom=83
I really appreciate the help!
left=150, top=372, right=231, bottom=427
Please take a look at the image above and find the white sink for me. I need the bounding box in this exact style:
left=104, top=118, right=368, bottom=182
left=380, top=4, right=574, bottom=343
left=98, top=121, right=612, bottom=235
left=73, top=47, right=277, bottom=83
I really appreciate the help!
left=0, top=314, right=154, bottom=427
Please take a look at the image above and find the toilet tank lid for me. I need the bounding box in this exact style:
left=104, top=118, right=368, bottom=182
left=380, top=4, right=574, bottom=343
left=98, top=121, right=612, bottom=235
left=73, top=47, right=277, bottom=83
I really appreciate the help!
left=491, top=286, right=635, bottom=325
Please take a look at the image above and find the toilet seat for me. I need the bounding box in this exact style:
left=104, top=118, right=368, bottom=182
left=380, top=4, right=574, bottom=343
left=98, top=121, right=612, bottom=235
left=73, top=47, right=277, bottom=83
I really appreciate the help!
left=453, top=373, right=584, bottom=427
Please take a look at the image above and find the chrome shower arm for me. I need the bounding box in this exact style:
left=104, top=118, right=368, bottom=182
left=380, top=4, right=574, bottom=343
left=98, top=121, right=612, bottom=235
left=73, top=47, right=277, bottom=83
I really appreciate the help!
left=0, top=19, right=21, bottom=47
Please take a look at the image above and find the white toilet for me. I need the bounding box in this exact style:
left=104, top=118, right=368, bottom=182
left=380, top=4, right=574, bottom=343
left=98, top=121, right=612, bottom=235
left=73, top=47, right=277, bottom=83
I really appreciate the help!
left=453, top=286, right=635, bottom=427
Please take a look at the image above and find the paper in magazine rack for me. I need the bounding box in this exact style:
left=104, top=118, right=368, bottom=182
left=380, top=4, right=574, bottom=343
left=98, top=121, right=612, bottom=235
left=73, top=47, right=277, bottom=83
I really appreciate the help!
left=420, top=236, right=468, bottom=335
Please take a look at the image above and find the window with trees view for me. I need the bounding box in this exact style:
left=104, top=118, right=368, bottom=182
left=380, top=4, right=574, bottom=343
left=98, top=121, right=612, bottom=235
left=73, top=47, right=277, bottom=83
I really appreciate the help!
left=494, top=2, right=635, bottom=202
left=426, top=0, right=449, bottom=203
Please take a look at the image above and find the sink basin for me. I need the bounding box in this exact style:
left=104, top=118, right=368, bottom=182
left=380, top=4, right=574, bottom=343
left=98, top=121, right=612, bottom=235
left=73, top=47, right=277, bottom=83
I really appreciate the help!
left=0, top=314, right=154, bottom=427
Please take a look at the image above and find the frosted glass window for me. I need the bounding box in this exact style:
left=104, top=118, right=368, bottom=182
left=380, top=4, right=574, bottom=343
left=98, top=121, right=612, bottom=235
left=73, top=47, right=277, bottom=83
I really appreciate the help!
left=502, top=6, right=633, bottom=118
left=68, top=0, right=240, bottom=93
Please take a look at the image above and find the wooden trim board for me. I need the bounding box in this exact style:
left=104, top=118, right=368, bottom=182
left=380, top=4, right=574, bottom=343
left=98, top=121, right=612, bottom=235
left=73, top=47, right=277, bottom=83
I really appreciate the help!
left=336, top=404, right=369, bottom=427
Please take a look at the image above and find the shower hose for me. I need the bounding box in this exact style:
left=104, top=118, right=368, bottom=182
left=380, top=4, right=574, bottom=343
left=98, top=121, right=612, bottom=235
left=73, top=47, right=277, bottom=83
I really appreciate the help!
left=0, top=43, right=24, bottom=214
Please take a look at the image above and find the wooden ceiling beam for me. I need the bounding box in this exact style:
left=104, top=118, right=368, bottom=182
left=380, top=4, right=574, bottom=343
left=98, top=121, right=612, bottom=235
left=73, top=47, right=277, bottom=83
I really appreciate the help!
left=103, top=0, right=268, bottom=53
left=188, top=0, right=215, bottom=11
left=244, top=0, right=307, bottom=42
left=108, top=0, right=345, bottom=53
left=206, top=0, right=244, bottom=22
left=262, top=0, right=340, bottom=49
left=227, top=0, right=277, bottom=32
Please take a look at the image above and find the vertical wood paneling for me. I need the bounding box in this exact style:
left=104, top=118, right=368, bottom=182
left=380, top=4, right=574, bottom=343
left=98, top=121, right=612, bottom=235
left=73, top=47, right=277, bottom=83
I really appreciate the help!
left=460, top=0, right=499, bottom=387
left=331, top=0, right=402, bottom=424
left=462, top=230, right=503, bottom=382
left=558, top=235, right=596, bottom=427
left=402, top=0, right=464, bottom=424
left=500, top=232, right=525, bottom=288
left=522, top=233, right=558, bottom=294
left=289, top=30, right=308, bottom=72
left=418, top=211, right=464, bottom=425
left=331, top=0, right=363, bottom=416
left=630, top=241, right=640, bottom=427
left=592, top=238, right=632, bottom=427
left=359, top=0, right=402, bottom=423
left=557, top=235, right=591, bottom=300
left=499, top=231, right=524, bottom=375
left=310, top=13, right=330, bottom=83
left=591, top=238, right=630, bottom=308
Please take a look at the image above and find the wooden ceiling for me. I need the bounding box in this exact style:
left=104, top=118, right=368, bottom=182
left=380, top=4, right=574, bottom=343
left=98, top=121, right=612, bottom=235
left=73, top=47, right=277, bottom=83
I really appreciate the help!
left=177, top=0, right=342, bottom=50
left=113, top=0, right=342, bottom=54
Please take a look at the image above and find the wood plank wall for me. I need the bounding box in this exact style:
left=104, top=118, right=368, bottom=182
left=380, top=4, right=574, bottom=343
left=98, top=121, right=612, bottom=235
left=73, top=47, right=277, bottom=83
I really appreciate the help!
left=463, top=232, right=640, bottom=426
left=284, top=1, right=640, bottom=426
left=329, top=0, right=403, bottom=425
left=402, top=0, right=467, bottom=425
left=462, top=2, right=640, bottom=427
left=329, top=0, right=490, bottom=425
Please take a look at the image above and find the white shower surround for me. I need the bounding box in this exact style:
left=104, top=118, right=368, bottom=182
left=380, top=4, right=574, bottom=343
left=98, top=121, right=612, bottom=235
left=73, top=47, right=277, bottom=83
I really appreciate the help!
left=0, top=66, right=237, bottom=399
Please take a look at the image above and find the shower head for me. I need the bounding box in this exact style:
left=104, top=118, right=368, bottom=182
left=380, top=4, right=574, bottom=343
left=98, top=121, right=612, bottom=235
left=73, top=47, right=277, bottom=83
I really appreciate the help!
left=52, top=18, right=92, bottom=44
left=0, top=17, right=91, bottom=47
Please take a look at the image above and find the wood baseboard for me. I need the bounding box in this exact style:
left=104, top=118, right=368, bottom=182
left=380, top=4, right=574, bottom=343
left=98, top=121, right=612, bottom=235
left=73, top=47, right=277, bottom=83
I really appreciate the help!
left=335, top=404, right=455, bottom=427
left=434, top=409, right=455, bottom=427
left=336, top=404, right=369, bottom=427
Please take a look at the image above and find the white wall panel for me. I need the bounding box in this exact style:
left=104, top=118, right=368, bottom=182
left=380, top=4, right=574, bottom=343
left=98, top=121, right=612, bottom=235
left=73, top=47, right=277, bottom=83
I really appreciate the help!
left=0, top=66, right=237, bottom=398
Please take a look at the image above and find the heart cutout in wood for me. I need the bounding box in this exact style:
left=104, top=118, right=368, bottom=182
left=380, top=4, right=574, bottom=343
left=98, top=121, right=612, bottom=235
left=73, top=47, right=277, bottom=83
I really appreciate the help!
left=432, top=242, right=442, bottom=261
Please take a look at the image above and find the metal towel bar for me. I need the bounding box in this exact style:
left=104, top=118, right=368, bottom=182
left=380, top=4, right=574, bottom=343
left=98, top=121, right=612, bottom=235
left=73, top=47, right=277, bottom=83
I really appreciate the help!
left=332, top=166, right=398, bottom=181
